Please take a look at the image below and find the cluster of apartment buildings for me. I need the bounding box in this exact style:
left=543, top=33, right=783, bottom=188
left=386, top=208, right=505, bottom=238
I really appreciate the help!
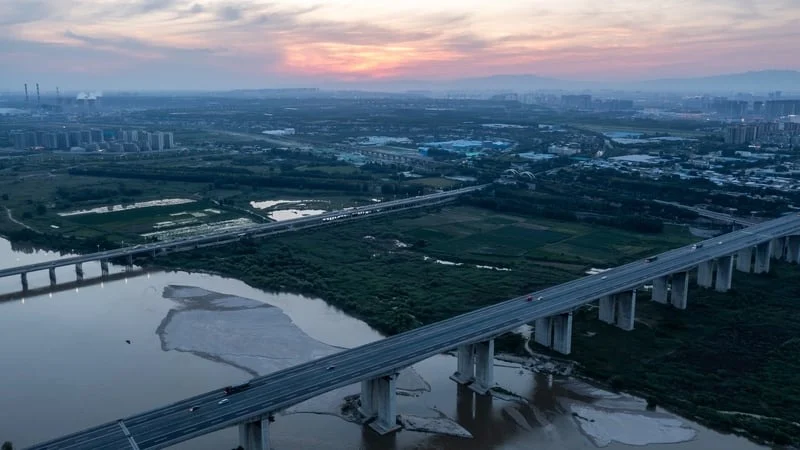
left=9, top=128, right=175, bottom=152
left=724, top=121, right=800, bottom=146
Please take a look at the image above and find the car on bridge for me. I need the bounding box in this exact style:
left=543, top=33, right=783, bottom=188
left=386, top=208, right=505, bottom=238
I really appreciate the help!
left=223, top=382, right=251, bottom=396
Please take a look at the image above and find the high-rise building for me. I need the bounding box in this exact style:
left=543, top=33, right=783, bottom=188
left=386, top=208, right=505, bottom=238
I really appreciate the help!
left=138, top=131, right=151, bottom=144
left=43, top=133, right=58, bottom=149
left=68, top=131, right=81, bottom=147
left=561, top=95, right=592, bottom=110
left=151, top=132, right=164, bottom=151
left=129, top=130, right=139, bottom=143
left=26, top=132, right=38, bottom=147
left=765, top=100, right=800, bottom=118
left=58, top=132, right=69, bottom=149
left=724, top=125, right=746, bottom=145
left=164, top=132, right=174, bottom=149
left=116, top=130, right=128, bottom=142
left=90, top=129, right=103, bottom=143
left=11, top=132, right=26, bottom=149
left=753, top=101, right=764, bottom=114
left=80, top=130, right=92, bottom=144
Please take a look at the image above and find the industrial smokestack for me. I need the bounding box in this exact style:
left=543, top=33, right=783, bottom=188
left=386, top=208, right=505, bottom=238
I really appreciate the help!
left=24, top=83, right=28, bottom=103
left=36, top=83, right=40, bottom=104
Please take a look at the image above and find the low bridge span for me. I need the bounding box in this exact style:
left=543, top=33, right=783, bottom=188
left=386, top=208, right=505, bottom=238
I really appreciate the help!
left=1, top=185, right=486, bottom=289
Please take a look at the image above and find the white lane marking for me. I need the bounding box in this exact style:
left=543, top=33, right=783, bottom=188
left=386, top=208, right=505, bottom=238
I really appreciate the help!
left=117, top=420, right=141, bottom=450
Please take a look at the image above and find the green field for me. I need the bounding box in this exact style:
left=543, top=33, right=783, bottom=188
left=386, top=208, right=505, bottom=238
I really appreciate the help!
left=390, top=207, right=693, bottom=265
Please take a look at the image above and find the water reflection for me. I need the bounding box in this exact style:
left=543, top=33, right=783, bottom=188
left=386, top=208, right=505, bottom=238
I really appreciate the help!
left=0, top=269, right=149, bottom=303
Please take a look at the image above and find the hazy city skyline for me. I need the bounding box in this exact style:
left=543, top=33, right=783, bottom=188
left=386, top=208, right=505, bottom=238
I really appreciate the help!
left=2, top=0, right=800, bottom=90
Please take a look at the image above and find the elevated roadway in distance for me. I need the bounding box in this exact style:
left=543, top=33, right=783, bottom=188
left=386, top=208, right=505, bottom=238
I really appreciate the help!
left=654, top=200, right=757, bottom=226
left=27, top=212, right=800, bottom=450
left=0, top=185, right=486, bottom=282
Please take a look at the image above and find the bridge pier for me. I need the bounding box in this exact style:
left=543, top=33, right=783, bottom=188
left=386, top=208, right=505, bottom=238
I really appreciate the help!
left=361, top=373, right=400, bottom=434
left=600, top=291, right=636, bottom=330
left=771, top=238, right=785, bottom=260
left=450, top=344, right=475, bottom=384
left=126, top=254, right=133, bottom=270
left=736, top=247, right=752, bottom=273
left=75, top=263, right=84, bottom=281
left=785, top=236, right=800, bottom=264
left=48, top=267, right=56, bottom=286
left=21, top=272, right=28, bottom=291
left=696, top=260, right=714, bottom=288
left=615, top=290, right=636, bottom=331
left=551, top=312, right=573, bottom=355
left=533, top=317, right=552, bottom=347
left=598, top=295, right=615, bottom=324
left=754, top=241, right=772, bottom=274
left=670, top=271, right=689, bottom=310
left=100, top=259, right=109, bottom=276
left=238, top=418, right=270, bottom=450
left=533, top=313, right=572, bottom=355
left=651, top=276, right=669, bottom=304
left=470, top=339, right=495, bottom=395
left=715, top=255, right=733, bottom=292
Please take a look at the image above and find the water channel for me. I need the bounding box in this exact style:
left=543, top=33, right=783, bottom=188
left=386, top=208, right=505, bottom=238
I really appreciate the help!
left=0, top=237, right=764, bottom=450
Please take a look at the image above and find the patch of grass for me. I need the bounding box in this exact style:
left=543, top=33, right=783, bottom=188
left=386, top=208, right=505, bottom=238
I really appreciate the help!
left=430, top=225, right=569, bottom=257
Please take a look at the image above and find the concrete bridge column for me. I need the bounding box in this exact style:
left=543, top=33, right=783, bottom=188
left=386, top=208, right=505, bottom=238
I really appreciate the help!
left=126, top=254, right=134, bottom=270
left=785, top=236, right=800, bottom=264
left=551, top=312, right=573, bottom=355
left=470, top=339, right=495, bottom=395
left=651, top=276, right=669, bottom=304
left=696, top=260, right=714, bottom=288
left=533, top=317, right=552, bottom=347
left=715, top=255, right=734, bottom=292
left=754, top=241, right=772, bottom=274
left=598, top=295, right=615, bottom=324
left=450, top=344, right=475, bottom=384
left=21, top=272, right=28, bottom=291
left=48, top=267, right=56, bottom=286
left=100, top=260, right=109, bottom=276
left=366, top=374, right=400, bottom=434
left=771, top=238, right=785, bottom=260
left=238, top=418, right=270, bottom=450
left=736, top=247, right=752, bottom=273
left=614, top=290, right=637, bottom=331
left=670, top=271, right=689, bottom=310
left=359, top=379, right=377, bottom=418
left=75, top=263, right=84, bottom=281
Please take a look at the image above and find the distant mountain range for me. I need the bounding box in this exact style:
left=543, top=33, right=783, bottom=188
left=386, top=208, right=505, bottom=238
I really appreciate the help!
left=320, top=70, right=800, bottom=94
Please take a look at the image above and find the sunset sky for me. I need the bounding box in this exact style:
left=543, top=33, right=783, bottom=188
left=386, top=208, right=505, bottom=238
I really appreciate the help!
left=1, top=0, right=799, bottom=90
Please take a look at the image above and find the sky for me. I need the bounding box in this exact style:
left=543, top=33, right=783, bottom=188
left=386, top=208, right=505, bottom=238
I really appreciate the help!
left=1, top=0, right=799, bottom=90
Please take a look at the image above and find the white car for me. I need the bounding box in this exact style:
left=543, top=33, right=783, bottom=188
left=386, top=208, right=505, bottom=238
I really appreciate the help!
left=601, top=276, right=607, bottom=280
left=218, top=398, right=229, bottom=405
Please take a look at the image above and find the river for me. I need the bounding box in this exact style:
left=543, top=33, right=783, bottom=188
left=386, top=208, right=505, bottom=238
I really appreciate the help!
left=0, top=237, right=764, bottom=450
